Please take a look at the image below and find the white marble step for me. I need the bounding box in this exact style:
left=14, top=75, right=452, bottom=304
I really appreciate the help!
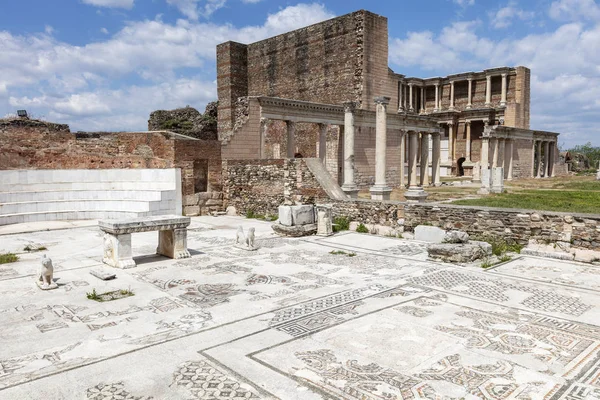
left=0, top=169, right=177, bottom=184
left=0, top=210, right=158, bottom=226
left=0, top=181, right=175, bottom=192
left=0, top=189, right=174, bottom=203
left=0, top=199, right=175, bottom=215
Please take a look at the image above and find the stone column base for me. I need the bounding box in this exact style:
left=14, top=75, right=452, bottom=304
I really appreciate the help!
left=369, top=185, right=392, bottom=201
left=341, top=184, right=360, bottom=199
left=157, top=228, right=191, bottom=259
left=103, top=233, right=136, bottom=269
left=405, top=188, right=428, bottom=203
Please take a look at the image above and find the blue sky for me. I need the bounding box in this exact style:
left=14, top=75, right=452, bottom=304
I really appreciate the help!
left=1, top=0, right=598, bottom=148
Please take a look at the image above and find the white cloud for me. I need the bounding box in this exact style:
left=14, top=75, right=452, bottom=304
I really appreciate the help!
left=453, top=0, right=475, bottom=6
left=490, top=2, right=535, bottom=29
left=549, top=0, right=600, bottom=21
left=81, top=0, right=135, bottom=9
left=0, top=3, right=334, bottom=131
left=241, top=0, right=262, bottom=3
left=100, top=27, right=109, bottom=34
left=166, top=0, right=227, bottom=20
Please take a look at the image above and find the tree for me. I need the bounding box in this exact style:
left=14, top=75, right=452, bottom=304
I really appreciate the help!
left=568, top=142, right=600, bottom=170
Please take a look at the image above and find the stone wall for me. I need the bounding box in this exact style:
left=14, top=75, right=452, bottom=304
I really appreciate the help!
left=403, top=203, right=600, bottom=249
left=148, top=103, right=218, bottom=140
left=0, top=118, right=223, bottom=216
left=222, top=158, right=329, bottom=216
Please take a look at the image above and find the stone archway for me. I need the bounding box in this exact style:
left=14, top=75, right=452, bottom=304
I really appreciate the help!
left=457, top=157, right=466, bottom=176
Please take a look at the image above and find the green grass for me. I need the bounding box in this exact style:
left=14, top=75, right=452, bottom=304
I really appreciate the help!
left=0, top=253, right=18, bottom=264
left=332, top=216, right=350, bottom=232
left=329, top=250, right=356, bottom=257
left=551, top=181, right=600, bottom=191
left=245, top=209, right=277, bottom=221
left=24, top=244, right=47, bottom=252
left=86, top=288, right=135, bottom=302
left=453, top=190, right=600, bottom=214
left=355, top=223, right=369, bottom=233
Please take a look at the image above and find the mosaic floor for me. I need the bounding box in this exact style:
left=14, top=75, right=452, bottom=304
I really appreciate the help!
left=1, top=216, right=600, bottom=399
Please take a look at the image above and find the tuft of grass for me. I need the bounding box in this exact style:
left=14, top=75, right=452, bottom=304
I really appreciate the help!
left=472, top=235, right=523, bottom=256
left=481, top=259, right=493, bottom=269
left=24, top=244, right=47, bottom=252
left=86, top=288, right=135, bottom=302
left=356, top=223, right=369, bottom=233
left=332, top=216, right=350, bottom=232
left=330, top=250, right=356, bottom=257
left=498, top=254, right=512, bottom=263
left=0, top=253, right=18, bottom=264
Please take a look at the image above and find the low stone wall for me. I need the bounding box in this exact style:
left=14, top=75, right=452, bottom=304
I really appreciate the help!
left=403, top=203, right=600, bottom=249
left=222, top=158, right=329, bottom=216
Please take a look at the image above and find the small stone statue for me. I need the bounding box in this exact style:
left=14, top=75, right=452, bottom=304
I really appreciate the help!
left=236, top=226, right=246, bottom=246
left=235, top=226, right=258, bottom=251
left=36, top=254, right=58, bottom=290
left=246, top=227, right=256, bottom=249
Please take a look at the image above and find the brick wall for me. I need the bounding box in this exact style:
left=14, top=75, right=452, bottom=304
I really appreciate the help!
left=0, top=118, right=223, bottom=215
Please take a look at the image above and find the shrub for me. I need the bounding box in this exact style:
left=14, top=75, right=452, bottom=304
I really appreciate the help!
left=356, top=223, right=369, bottom=233
left=0, top=253, right=18, bottom=264
left=332, top=216, right=350, bottom=232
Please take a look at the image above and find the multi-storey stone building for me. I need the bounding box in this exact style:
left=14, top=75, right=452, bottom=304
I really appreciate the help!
left=217, top=9, right=562, bottom=196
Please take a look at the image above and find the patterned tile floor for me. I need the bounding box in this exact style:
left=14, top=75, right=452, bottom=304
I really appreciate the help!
left=1, top=216, right=600, bottom=399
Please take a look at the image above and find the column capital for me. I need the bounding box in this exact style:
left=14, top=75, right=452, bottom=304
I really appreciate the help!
left=286, top=120, right=295, bottom=127
left=374, top=96, right=391, bottom=105
left=343, top=101, right=357, bottom=113
left=465, top=120, right=471, bottom=126
left=260, top=117, right=269, bottom=126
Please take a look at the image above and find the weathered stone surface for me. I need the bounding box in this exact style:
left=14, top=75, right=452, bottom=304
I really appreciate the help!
left=291, top=205, right=315, bottom=226
left=90, top=269, right=117, bottom=281
left=316, top=204, right=333, bottom=236
left=414, top=225, right=446, bottom=243
left=428, top=241, right=492, bottom=263
left=443, top=230, right=469, bottom=244
left=148, top=103, right=218, bottom=140
left=278, top=206, right=293, bottom=226
left=271, top=222, right=317, bottom=237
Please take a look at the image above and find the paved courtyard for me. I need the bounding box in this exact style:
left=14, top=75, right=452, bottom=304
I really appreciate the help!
left=1, top=216, right=600, bottom=399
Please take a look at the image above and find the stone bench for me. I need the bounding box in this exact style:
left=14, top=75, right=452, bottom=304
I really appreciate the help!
left=99, top=215, right=191, bottom=269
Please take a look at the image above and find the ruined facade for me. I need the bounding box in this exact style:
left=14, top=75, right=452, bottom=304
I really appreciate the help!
left=216, top=9, right=561, bottom=189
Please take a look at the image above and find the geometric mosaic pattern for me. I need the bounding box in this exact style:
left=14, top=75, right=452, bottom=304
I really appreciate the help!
left=172, top=360, right=259, bottom=399
left=409, top=270, right=593, bottom=316
left=86, top=381, right=153, bottom=400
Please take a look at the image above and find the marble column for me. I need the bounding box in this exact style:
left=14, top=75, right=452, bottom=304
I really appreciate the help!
left=408, top=83, right=414, bottom=112
left=405, top=131, right=428, bottom=202
left=466, top=77, right=473, bottom=110
left=432, top=132, right=441, bottom=186
left=478, top=136, right=491, bottom=195
left=536, top=140, right=543, bottom=178
left=506, top=139, right=513, bottom=180
left=549, top=142, right=555, bottom=177
left=544, top=140, right=550, bottom=178
left=501, top=73, right=507, bottom=107
left=420, top=132, right=430, bottom=186
left=449, top=81, right=455, bottom=110
left=448, top=122, right=454, bottom=164
left=341, top=102, right=359, bottom=197
left=420, top=86, right=425, bottom=113
left=400, top=131, right=406, bottom=187
left=497, top=138, right=505, bottom=169
left=491, top=138, right=499, bottom=168
left=286, top=121, right=296, bottom=158
left=485, top=75, right=492, bottom=107
left=318, top=123, right=327, bottom=162
left=370, top=97, right=392, bottom=200
left=465, top=120, right=472, bottom=163
left=398, top=82, right=404, bottom=112
left=260, top=118, right=267, bottom=159
left=434, top=84, right=440, bottom=112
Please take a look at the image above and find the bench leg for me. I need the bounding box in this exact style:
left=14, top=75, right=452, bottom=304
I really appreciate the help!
left=103, top=233, right=136, bottom=269
left=157, top=228, right=191, bottom=259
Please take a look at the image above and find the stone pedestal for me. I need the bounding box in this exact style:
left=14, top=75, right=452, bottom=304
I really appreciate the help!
left=478, top=168, right=491, bottom=195
left=404, top=188, right=428, bottom=203
left=103, top=233, right=136, bottom=269
left=472, top=161, right=481, bottom=183
left=341, top=185, right=360, bottom=199
left=369, top=186, right=392, bottom=201
left=316, top=204, right=333, bottom=236
left=157, top=228, right=191, bottom=259
left=491, top=167, right=504, bottom=194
